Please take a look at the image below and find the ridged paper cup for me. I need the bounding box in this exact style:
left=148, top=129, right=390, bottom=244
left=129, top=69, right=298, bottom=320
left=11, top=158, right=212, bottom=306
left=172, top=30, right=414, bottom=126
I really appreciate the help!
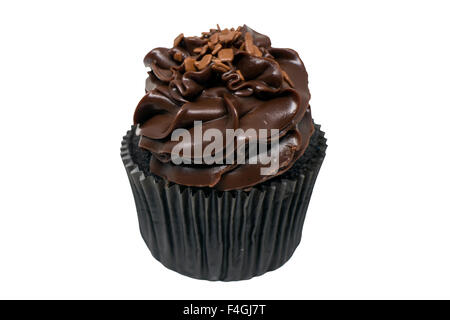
left=121, top=124, right=326, bottom=281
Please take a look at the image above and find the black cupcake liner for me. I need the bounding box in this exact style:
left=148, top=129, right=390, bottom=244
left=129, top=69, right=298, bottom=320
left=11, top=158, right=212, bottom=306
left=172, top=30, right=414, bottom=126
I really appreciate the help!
left=121, top=124, right=327, bottom=281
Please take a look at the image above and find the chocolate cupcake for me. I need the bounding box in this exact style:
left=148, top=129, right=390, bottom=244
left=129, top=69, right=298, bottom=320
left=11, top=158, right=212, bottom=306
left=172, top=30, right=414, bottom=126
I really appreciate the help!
left=121, top=25, right=327, bottom=281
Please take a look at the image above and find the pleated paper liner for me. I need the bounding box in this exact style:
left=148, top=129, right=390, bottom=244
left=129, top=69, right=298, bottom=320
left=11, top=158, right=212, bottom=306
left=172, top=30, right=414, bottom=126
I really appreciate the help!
left=121, top=124, right=327, bottom=281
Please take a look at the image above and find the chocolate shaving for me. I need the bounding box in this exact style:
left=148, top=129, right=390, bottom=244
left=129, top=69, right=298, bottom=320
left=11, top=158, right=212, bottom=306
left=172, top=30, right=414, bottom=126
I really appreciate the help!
left=209, top=33, right=219, bottom=45
left=194, top=54, right=212, bottom=70
left=212, top=59, right=230, bottom=72
left=184, top=57, right=196, bottom=72
left=211, top=43, right=222, bottom=55
left=253, top=46, right=262, bottom=57
left=282, top=70, right=294, bottom=87
left=219, top=30, right=236, bottom=44
left=194, top=44, right=208, bottom=56
left=232, top=31, right=242, bottom=42
left=244, top=32, right=262, bottom=56
left=173, top=52, right=183, bottom=62
left=236, top=69, right=245, bottom=81
left=218, top=48, right=233, bottom=62
left=200, top=45, right=208, bottom=55
left=173, top=33, right=184, bottom=47
left=244, top=33, right=253, bottom=52
left=212, top=64, right=229, bottom=73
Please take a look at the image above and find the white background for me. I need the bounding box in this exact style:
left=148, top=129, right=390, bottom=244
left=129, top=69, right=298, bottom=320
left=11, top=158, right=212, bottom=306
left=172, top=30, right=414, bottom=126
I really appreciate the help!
left=1, top=0, right=449, bottom=300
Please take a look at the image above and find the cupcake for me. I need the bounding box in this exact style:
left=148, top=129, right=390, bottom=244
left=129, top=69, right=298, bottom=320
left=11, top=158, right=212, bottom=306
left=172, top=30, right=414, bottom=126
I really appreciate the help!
left=121, top=25, right=327, bottom=281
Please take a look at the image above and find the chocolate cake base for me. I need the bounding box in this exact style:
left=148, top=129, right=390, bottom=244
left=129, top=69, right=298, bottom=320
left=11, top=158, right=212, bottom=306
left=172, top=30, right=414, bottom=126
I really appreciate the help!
left=121, top=124, right=327, bottom=281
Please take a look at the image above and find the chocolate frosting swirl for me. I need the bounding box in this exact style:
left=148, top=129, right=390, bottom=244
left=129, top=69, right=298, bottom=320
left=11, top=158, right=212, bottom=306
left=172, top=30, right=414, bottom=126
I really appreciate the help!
left=133, top=25, right=314, bottom=191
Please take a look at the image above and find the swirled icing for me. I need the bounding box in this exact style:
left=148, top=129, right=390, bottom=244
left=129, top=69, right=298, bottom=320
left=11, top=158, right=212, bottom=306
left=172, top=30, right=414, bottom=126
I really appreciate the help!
left=133, top=25, right=314, bottom=190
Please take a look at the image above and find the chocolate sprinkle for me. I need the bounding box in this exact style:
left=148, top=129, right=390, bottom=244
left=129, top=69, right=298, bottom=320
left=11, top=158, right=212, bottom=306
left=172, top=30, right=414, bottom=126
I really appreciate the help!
left=211, top=43, right=222, bottom=55
left=184, top=57, right=196, bottom=72
left=218, top=48, right=233, bottom=62
left=173, top=52, right=183, bottom=62
left=194, top=54, right=212, bottom=70
left=236, top=69, right=245, bottom=81
left=173, top=33, right=184, bottom=47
